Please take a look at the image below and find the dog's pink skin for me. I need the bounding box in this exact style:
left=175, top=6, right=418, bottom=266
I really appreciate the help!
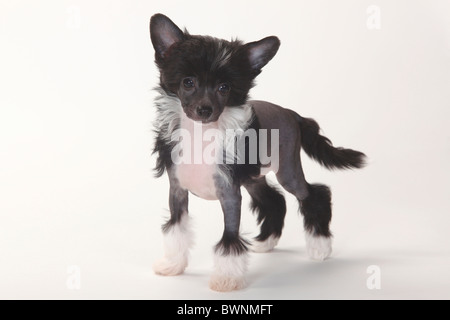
left=176, top=113, right=219, bottom=201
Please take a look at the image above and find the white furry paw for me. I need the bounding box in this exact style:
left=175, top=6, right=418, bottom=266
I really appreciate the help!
left=209, top=274, right=247, bottom=292
left=305, top=232, right=332, bottom=261
left=250, top=235, right=279, bottom=253
left=210, top=253, right=248, bottom=291
left=153, top=257, right=187, bottom=276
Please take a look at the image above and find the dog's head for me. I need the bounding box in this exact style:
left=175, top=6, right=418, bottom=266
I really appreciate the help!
left=150, top=14, right=280, bottom=123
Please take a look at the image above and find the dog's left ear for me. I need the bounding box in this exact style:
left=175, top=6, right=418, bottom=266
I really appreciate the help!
left=150, top=14, right=185, bottom=61
left=244, top=36, right=280, bottom=73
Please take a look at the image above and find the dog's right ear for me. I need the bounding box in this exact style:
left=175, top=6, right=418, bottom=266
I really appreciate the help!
left=243, top=36, right=280, bottom=75
left=150, top=14, right=185, bottom=60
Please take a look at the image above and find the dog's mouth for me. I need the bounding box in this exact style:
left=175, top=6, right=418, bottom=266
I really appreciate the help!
left=183, top=107, right=220, bottom=124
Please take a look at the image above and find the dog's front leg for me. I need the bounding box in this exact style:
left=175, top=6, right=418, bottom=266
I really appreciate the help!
left=153, top=167, right=193, bottom=276
left=209, top=180, right=248, bottom=292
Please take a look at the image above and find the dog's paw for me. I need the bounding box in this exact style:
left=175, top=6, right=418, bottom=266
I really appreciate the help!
left=305, top=232, right=332, bottom=261
left=153, top=257, right=187, bottom=276
left=250, top=235, right=279, bottom=253
left=209, top=274, right=247, bottom=292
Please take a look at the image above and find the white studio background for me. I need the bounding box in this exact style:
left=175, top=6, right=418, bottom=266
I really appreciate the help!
left=0, top=0, right=449, bottom=299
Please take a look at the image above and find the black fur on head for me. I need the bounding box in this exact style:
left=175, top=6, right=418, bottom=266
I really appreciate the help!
left=149, top=13, right=280, bottom=123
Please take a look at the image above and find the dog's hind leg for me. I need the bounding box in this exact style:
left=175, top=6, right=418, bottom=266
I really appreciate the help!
left=209, top=178, right=248, bottom=292
left=244, top=177, right=286, bottom=253
left=153, top=167, right=193, bottom=276
left=300, top=183, right=333, bottom=261
left=276, top=154, right=333, bottom=261
left=251, top=101, right=332, bottom=260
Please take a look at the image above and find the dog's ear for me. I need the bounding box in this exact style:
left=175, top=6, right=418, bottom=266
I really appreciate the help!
left=150, top=14, right=185, bottom=60
left=244, top=36, right=280, bottom=73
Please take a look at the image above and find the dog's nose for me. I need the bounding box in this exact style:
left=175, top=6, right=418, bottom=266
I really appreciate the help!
left=196, top=106, right=213, bottom=119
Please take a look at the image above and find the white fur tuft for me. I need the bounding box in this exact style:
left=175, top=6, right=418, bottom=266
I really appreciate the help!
left=216, top=104, right=254, bottom=186
left=153, top=214, right=194, bottom=276
left=209, top=253, right=249, bottom=292
left=250, top=235, right=280, bottom=253
left=154, top=88, right=183, bottom=143
left=305, top=231, right=332, bottom=261
left=211, top=40, right=233, bottom=69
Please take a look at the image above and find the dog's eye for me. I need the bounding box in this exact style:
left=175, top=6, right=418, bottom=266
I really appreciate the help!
left=183, top=78, right=195, bottom=89
left=218, top=83, right=230, bottom=95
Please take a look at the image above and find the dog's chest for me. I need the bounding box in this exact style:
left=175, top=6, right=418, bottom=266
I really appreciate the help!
left=175, top=115, right=220, bottom=201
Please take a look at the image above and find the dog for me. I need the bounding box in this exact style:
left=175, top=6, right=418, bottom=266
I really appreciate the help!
left=149, top=13, right=366, bottom=292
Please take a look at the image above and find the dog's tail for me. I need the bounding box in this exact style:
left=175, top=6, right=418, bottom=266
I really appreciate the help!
left=297, top=115, right=367, bottom=170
